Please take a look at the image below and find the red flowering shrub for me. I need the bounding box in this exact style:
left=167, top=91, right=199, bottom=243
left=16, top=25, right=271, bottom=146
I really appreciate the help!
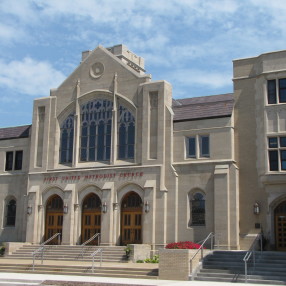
left=165, top=241, right=203, bottom=249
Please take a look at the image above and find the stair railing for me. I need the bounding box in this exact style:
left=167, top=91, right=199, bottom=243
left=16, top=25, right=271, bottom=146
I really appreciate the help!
left=243, top=233, right=263, bottom=283
left=190, top=232, right=217, bottom=261
left=90, top=248, right=103, bottom=273
left=81, top=233, right=101, bottom=258
left=32, top=232, right=61, bottom=271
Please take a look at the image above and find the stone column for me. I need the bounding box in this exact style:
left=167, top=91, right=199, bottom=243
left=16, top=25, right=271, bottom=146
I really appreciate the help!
left=26, top=187, right=40, bottom=243
left=73, top=204, right=79, bottom=244
left=61, top=185, right=75, bottom=245
left=143, top=180, right=156, bottom=247
left=37, top=204, right=44, bottom=243
left=214, top=164, right=230, bottom=249
left=101, top=182, right=114, bottom=246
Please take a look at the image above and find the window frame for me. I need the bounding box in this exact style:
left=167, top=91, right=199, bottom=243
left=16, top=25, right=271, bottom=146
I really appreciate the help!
left=268, top=136, right=286, bottom=171
left=189, top=192, right=206, bottom=227
left=5, top=150, right=23, bottom=172
left=186, top=135, right=210, bottom=159
left=267, top=78, right=286, bottom=104
left=5, top=198, right=16, bottom=227
left=200, top=135, right=210, bottom=158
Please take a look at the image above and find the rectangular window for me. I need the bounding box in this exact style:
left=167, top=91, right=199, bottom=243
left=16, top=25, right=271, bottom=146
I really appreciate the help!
left=269, top=137, right=278, bottom=148
left=14, top=151, right=23, bottom=170
left=268, top=136, right=286, bottom=171
left=279, top=79, right=286, bottom=103
left=281, top=150, right=286, bottom=170
left=187, top=137, right=196, bottom=158
left=5, top=152, right=13, bottom=171
left=269, top=150, right=279, bottom=171
left=5, top=151, right=23, bottom=171
left=268, top=79, right=277, bottom=104
left=200, top=136, right=210, bottom=157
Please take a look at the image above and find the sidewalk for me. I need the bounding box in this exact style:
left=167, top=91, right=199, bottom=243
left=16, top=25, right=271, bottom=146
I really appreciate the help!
left=0, top=272, right=271, bottom=286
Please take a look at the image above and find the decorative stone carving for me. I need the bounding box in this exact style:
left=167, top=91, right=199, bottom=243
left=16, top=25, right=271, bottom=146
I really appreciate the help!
left=90, top=62, right=104, bottom=79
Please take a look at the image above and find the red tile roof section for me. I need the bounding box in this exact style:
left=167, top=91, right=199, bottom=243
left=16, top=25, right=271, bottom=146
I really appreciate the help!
left=173, top=93, right=234, bottom=121
left=0, top=125, right=31, bottom=140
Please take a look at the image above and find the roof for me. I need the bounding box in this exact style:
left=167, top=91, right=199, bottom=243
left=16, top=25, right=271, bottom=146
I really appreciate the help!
left=0, top=125, right=31, bottom=140
left=172, top=93, right=234, bottom=122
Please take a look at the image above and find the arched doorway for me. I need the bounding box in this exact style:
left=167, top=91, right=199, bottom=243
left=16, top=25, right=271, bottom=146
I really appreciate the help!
left=81, top=193, right=101, bottom=244
left=45, top=194, right=63, bottom=244
left=275, top=201, right=286, bottom=250
left=121, top=191, right=143, bottom=245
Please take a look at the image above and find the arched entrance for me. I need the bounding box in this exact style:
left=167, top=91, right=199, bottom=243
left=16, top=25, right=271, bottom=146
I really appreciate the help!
left=275, top=201, right=286, bottom=250
left=81, top=193, right=101, bottom=244
left=45, top=194, right=63, bottom=244
left=121, top=191, right=143, bottom=245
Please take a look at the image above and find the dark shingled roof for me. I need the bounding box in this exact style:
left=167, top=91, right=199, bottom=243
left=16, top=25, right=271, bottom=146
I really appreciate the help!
left=173, top=93, right=234, bottom=122
left=0, top=125, right=31, bottom=140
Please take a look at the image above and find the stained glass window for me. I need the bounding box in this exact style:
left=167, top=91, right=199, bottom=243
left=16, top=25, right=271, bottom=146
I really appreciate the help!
left=118, top=105, right=135, bottom=159
left=190, top=193, right=205, bottom=226
left=80, top=99, right=113, bottom=162
left=6, top=199, right=16, bottom=226
left=60, top=114, right=74, bottom=164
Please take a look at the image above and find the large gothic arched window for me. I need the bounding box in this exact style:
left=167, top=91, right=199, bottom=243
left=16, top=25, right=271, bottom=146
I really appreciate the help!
left=59, top=114, right=74, bottom=164
left=118, top=105, right=135, bottom=159
left=80, top=99, right=113, bottom=162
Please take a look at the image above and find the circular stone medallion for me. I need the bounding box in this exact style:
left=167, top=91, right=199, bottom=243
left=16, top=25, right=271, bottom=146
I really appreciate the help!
left=90, top=62, right=104, bottom=79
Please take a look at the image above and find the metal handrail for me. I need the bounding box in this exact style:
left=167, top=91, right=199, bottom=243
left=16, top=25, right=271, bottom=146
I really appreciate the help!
left=191, top=232, right=217, bottom=261
left=81, top=233, right=101, bottom=258
left=41, top=232, right=61, bottom=246
left=90, top=248, right=103, bottom=273
left=32, top=233, right=61, bottom=271
left=243, top=233, right=262, bottom=283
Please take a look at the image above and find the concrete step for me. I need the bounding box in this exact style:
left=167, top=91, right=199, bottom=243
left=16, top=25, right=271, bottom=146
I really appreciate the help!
left=0, top=264, right=158, bottom=279
left=196, top=250, right=286, bottom=285
left=195, top=276, right=286, bottom=285
left=7, top=245, right=128, bottom=263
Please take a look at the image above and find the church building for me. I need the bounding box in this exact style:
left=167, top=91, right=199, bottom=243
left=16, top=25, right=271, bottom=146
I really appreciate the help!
left=0, top=44, right=286, bottom=251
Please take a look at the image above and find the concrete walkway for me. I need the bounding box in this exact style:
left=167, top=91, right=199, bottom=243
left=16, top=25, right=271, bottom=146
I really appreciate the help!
left=0, top=272, right=272, bottom=286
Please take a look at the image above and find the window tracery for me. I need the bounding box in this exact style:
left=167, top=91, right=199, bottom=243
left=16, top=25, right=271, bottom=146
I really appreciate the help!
left=60, top=114, right=74, bottom=164
left=189, top=192, right=205, bottom=226
left=6, top=199, right=16, bottom=226
left=118, top=105, right=135, bottom=159
left=80, top=99, right=113, bottom=162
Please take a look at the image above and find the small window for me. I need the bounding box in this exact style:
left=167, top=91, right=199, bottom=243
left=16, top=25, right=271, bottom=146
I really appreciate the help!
left=190, top=192, right=205, bottom=226
left=5, top=152, right=13, bottom=171
left=268, top=136, right=286, bottom=171
left=6, top=199, right=16, bottom=226
left=200, top=136, right=210, bottom=157
left=269, top=137, right=278, bottom=148
left=267, top=79, right=277, bottom=104
left=279, top=79, right=286, bottom=103
left=280, top=137, right=286, bottom=147
left=187, top=137, right=196, bottom=158
left=269, top=150, right=279, bottom=171
left=281, top=150, right=286, bottom=170
left=14, top=151, right=23, bottom=170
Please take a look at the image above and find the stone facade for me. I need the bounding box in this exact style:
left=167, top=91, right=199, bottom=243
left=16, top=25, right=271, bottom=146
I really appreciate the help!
left=0, top=44, right=285, bottom=251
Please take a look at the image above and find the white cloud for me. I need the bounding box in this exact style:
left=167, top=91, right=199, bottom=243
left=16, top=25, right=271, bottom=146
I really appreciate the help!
left=168, top=68, right=232, bottom=89
left=0, top=24, right=24, bottom=43
left=0, top=57, right=66, bottom=97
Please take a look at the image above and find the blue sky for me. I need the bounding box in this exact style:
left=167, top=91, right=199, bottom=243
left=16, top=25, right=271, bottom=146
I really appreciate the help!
left=0, top=0, right=286, bottom=127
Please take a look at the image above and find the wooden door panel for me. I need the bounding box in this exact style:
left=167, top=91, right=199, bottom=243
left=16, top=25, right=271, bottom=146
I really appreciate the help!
left=121, top=211, right=142, bottom=245
left=81, top=211, right=101, bottom=245
left=45, top=213, right=63, bottom=244
left=276, top=215, right=286, bottom=250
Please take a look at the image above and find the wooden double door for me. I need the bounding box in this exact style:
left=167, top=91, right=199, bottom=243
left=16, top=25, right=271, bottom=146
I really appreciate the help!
left=45, top=195, right=63, bottom=244
left=81, top=193, right=101, bottom=245
left=121, top=192, right=143, bottom=245
left=275, top=201, right=286, bottom=251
